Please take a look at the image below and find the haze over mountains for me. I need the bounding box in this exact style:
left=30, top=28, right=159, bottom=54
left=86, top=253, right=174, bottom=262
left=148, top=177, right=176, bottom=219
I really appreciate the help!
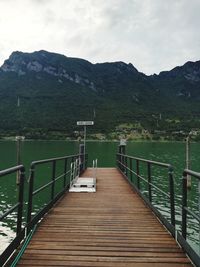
left=0, top=50, right=200, bottom=138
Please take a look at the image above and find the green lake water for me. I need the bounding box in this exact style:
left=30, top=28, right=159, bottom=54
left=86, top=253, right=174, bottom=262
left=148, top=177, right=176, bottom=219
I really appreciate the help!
left=0, top=141, right=200, bottom=256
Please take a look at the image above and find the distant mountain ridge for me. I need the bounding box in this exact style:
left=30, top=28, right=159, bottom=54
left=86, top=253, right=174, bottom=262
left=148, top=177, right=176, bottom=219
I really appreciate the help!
left=0, top=50, right=140, bottom=92
left=0, top=50, right=200, bottom=137
left=158, top=60, right=200, bottom=82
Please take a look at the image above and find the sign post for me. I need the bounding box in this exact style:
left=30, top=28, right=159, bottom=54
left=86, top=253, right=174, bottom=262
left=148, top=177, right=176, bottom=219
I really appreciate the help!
left=16, top=136, right=25, bottom=184
left=186, top=134, right=191, bottom=189
left=77, top=121, right=94, bottom=169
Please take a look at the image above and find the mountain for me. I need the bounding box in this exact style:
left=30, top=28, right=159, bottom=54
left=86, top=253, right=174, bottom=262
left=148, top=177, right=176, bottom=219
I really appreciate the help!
left=159, top=60, right=200, bottom=82
left=0, top=50, right=200, bottom=139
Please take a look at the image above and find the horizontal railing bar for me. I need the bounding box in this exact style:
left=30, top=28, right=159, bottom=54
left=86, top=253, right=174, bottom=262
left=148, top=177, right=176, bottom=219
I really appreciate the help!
left=0, top=165, right=24, bottom=177
left=136, top=174, right=149, bottom=185
left=149, top=182, right=170, bottom=198
left=33, top=169, right=71, bottom=196
left=54, top=170, right=71, bottom=183
left=31, top=154, right=83, bottom=167
left=0, top=203, right=19, bottom=220
left=117, top=153, right=171, bottom=168
left=33, top=180, right=53, bottom=196
left=184, top=207, right=200, bottom=222
left=183, top=169, right=200, bottom=180
left=117, top=160, right=170, bottom=198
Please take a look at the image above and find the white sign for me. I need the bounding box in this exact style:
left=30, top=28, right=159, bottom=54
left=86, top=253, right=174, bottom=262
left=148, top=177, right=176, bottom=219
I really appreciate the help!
left=77, top=121, right=94, bottom=126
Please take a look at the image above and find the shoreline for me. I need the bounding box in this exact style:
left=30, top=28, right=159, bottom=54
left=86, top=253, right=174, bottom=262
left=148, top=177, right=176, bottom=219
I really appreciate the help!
left=0, top=138, right=197, bottom=143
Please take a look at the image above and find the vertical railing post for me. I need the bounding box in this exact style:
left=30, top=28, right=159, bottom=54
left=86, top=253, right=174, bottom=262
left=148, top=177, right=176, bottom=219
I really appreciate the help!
left=118, top=146, right=122, bottom=171
left=182, top=171, right=188, bottom=239
left=125, top=155, right=128, bottom=176
left=169, top=165, right=175, bottom=227
left=85, top=154, right=88, bottom=170
left=63, top=158, right=68, bottom=188
left=16, top=136, right=22, bottom=185
left=51, top=160, right=56, bottom=200
left=27, top=164, right=35, bottom=233
left=147, top=163, right=152, bottom=202
left=16, top=167, right=25, bottom=236
left=136, top=160, right=140, bottom=189
left=119, top=140, right=126, bottom=174
left=79, top=144, right=84, bottom=173
left=129, top=158, right=133, bottom=182
left=186, top=135, right=191, bottom=189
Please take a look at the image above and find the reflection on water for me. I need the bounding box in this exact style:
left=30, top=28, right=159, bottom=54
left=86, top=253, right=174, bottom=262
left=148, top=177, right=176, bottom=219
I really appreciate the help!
left=0, top=222, right=15, bottom=254
left=0, top=141, right=200, bottom=256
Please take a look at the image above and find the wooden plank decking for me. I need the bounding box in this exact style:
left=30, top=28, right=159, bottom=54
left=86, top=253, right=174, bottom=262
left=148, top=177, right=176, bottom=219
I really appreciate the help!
left=17, top=168, right=192, bottom=267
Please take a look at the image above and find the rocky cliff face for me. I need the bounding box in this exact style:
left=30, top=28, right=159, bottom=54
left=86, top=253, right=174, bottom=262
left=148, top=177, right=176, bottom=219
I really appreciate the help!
left=0, top=51, right=97, bottom=90
left=0, top=50, right=140, bottom=92
left=2, top=50, right=200, bottom=89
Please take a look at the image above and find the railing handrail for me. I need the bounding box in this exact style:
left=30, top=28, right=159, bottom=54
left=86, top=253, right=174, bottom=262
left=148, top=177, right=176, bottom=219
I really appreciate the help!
left=30, top=153, right=84, bottom=167
left=0, top=164, right=25, bottom=176
left=117, top=152, right=172, bottom=169
left=183, top=168, right=200, bottom=180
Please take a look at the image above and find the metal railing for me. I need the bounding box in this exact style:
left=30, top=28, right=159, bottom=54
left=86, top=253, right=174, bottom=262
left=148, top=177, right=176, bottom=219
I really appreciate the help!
left=177, top=169, right=200, bottom=267
left=27, top=153, right=87, bottom=232
left=117, top=152, right=200, bottom=267
left=116, top=152, right=175, bottom=237
left=0, top=165, right=25, bottom=266
left=1, top=148, right=199, bottom=267
left=0, top=152, right=87, bottom=266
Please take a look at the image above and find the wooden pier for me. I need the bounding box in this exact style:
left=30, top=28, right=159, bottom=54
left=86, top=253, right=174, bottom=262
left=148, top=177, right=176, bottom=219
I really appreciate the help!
left=17, top=168, right=192, bottom=267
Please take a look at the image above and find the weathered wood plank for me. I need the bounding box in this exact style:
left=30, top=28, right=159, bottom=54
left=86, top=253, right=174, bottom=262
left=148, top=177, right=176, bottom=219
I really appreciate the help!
left=20, top=254, right=191, bottom=262
left=17, top=260, right=192, bottom=267
left=27, top=244, right=182, bottom=251
left=17, top=168, right=192, bottom=266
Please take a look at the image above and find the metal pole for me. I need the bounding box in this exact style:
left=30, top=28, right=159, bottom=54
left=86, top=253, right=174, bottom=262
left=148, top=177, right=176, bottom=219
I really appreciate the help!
left=186, top=135, right=191, bottom=189
left=17, top=167, right=25, bottom=235
left=119, top=139, right=126, bottom=174
left=147, top=163, right=152, bottom=203
left=63, top=158, right=67, bottom=188
left=84, top=125, right=86, bottom=170
left=182, top=171, right=187, bottom=239
left=16, top=136, right=22, bottom=185
left=27, top=165, right=35, bottom=233
left=130, top=158, right=133, bottom=183
left=169, top=166, right=175, bottom=227
left=51, top=161, right=56, bottom=200
left=79, top=144, right=84, bottom=173
left=136, top=160, right=140, bottom=189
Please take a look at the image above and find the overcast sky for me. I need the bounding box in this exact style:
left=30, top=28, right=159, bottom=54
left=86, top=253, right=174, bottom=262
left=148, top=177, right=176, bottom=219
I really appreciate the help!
left=0, top=0, right=199, bottom=75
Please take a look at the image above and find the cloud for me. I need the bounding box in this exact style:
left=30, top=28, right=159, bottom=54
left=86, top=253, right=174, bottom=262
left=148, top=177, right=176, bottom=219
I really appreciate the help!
left=0, top=0, right=199, bottom=74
